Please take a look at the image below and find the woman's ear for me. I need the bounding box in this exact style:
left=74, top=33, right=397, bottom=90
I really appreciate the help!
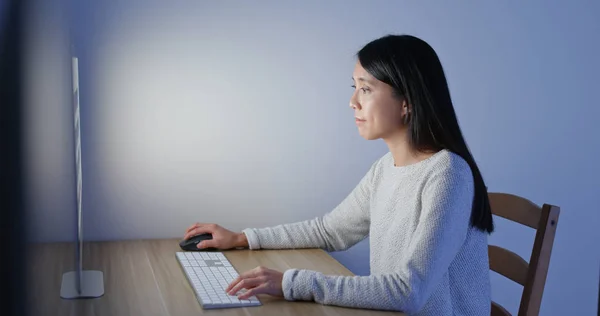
left=401, top=99, right=411, bottom=124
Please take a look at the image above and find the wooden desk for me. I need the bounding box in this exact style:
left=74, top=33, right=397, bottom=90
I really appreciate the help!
left=28, top=238, right=403, bottom=316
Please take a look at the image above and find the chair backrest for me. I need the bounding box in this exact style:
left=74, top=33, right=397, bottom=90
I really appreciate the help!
left=487, top=192, right=560, bottom=316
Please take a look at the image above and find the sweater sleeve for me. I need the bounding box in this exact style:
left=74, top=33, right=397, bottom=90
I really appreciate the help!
left=241, top=159, right=379, bottom=252
left=280, top=160, right=475, bottom=314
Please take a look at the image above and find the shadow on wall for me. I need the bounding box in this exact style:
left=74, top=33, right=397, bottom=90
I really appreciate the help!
left=328, top=238, right=370, bottom=276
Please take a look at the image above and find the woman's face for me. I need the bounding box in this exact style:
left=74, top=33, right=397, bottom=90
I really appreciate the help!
left=350, top=61, right=407, bottom=141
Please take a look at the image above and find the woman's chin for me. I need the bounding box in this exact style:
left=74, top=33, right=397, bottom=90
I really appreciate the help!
left=358, top=130, right=378, bottom=141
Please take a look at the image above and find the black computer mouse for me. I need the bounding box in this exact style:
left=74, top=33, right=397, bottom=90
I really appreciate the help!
left=179, top=233, right=217, bottom=251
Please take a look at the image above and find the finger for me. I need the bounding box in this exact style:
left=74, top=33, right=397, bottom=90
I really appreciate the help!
left=185, top=222, right=202, bottom=233
left=197, top=239, right=217, bottom=249
left=227, top=277, right=264, bottom=296
left=183, top=225, right=201, bottom=239
left=226, top=267, right=263, bottom=292
left=185, top=222, right=213, bottom=235
left=237, top=283, right=268, bottom=300
left=184, top=226, right=212, bottom=240
left=225, top=266, right=265, bottom=292
left=225, top=275, right=241, bottom=293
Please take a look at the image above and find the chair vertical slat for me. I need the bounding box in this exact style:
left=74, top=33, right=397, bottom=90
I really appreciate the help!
left=519, top=205, right=560, bottom=316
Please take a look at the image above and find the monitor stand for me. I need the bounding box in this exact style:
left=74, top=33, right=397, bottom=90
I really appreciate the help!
left=60, top=55, right=105, bottom=300
left=60, top=270, right=104, bottom=299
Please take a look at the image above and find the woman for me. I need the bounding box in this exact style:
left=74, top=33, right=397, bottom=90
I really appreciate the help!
left=183, top=34, right=494, bottom=315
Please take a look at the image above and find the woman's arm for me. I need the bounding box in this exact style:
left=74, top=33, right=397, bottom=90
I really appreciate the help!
left=242, top=159, right=380, bottom=252
left=280, top=162, right=475, bottom=313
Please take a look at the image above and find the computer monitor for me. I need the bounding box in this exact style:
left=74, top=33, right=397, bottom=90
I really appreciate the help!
left=59, top=55, right=104, bottom=299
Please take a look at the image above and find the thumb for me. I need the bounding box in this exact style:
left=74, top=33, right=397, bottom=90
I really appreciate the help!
left=197, top=240, right=217, bottom=249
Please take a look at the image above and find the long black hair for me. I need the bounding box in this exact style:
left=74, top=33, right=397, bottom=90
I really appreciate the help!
left=357, top=34, right=494, bottom=234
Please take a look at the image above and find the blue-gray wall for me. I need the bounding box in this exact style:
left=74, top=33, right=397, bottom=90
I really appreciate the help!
left=22, top=1, right=599, bottom=315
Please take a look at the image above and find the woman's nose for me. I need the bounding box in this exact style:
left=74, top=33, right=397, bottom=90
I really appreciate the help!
left=349, top=91, right=360, bottom=109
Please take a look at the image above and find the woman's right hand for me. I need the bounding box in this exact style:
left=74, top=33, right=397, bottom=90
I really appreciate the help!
left=183, top=223, right=248, bottom=250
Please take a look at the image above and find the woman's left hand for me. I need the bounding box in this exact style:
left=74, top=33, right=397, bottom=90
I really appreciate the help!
left=226, top=266, right=284, bottom=300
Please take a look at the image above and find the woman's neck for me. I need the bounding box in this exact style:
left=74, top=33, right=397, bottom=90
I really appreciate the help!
left=384, top=133, right=437, bottom=167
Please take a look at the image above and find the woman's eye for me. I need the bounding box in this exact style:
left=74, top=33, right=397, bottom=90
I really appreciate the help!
left=351, top=85, right=370, bottom=93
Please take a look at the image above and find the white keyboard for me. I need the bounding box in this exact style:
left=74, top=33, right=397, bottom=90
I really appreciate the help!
left=176, top=252, right=261, bottom=309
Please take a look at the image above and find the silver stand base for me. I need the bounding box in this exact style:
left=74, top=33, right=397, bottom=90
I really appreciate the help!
left=60, top=270, right=105, bottom=299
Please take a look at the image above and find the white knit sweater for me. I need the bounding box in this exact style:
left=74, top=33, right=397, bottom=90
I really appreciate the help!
left=242, top=150, right=491, bottom=315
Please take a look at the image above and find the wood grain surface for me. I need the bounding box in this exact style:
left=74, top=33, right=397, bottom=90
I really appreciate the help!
left=27, top=238, right=403, bottom=316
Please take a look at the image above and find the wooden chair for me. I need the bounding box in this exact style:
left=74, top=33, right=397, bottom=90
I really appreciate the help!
left=487, top=192, right=560, bottom=316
